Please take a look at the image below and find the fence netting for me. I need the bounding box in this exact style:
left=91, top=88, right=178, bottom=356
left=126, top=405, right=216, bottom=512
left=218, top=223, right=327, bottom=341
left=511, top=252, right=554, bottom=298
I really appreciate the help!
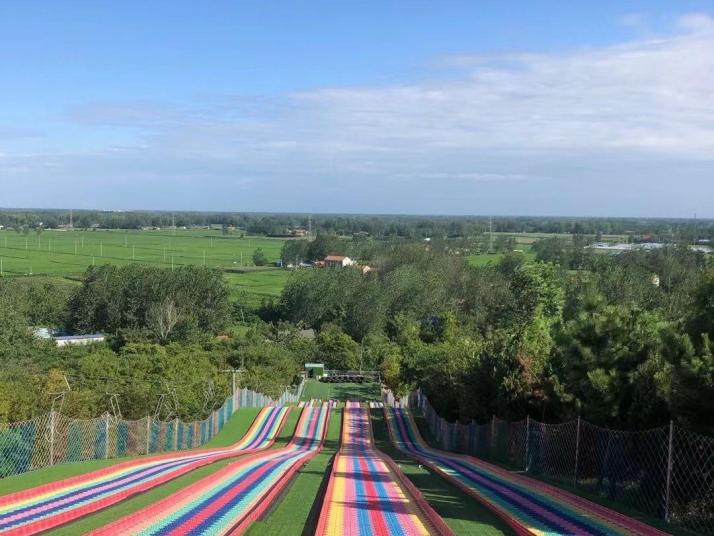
left=394, top=389, right=713, bottom=536
left=0, top=386, right=299, bottom=479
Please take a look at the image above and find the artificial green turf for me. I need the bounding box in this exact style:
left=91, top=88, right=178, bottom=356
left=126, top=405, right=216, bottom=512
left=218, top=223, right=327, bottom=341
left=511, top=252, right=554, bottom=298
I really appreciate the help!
left=0, top=407, right=260, bottom=495
left=300, top=379, right=381, bottom=402
left=40, top=406, right=306, bottom=535
left=0, top=458, right=131, bottom=496
left=203, top=407, right=261, bottom=448
left=43, top=458, right=238, bottom=535
left=244, top=409, right=343, bottom=536
left=406, top=411, right=683, bottom=536
left=39, top=407, right=298, bottom=535
left=271, top=408, right=301, bottom=448
left=370, top=409, right=515, bottom=536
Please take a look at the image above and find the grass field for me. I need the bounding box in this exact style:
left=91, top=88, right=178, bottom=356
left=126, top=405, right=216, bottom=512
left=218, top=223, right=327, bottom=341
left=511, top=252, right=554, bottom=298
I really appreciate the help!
left=0, top=228, right=290, bottom=305
left=0, top=228, right=285, bottom=276
left=467, top=241, right=536, bottom=267
left=300, top=379, right=382, bottom=402
left=225, top=269, right=293, bottom=307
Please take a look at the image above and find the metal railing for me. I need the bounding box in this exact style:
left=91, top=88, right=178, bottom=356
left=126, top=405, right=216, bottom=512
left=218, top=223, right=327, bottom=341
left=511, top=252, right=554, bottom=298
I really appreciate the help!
left=388, top=389, right=714, bottom=536
left=0, top=386, right=299, bottom=479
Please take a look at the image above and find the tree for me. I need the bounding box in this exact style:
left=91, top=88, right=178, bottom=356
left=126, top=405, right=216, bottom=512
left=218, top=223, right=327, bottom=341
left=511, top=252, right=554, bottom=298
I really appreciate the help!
left=252, top=248, right=268, bottom=266
left=552, top=302, right=669, bottom=427
left=280, top=240, right=310, bottom=266
left=146, top=299, right=180, bottom=343
left=67, top=265, right=230, bottom=341
left=315, top=323, right=360, bottom=370
left=686, top=268, right=714, bottom=346
left=307, top=233, right=345, bottom=261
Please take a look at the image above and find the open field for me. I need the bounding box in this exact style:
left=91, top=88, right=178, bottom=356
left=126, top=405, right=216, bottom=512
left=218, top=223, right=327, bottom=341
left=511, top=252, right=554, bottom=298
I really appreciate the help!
left=491, top=231, right=629, bottom=244
left=0, top=229, right=285, bottom=276
left=467, top=244, right=536, bottom=267
left=0, top=228, right=289, bottom=305
left=225, top=269, right=293, bottom=307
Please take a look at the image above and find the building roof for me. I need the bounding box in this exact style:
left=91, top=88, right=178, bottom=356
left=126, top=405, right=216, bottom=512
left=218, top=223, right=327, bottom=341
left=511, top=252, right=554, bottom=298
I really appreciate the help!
left=54, top=334, right=105, bottom=341
left=324, top=255, right=348, bottom=261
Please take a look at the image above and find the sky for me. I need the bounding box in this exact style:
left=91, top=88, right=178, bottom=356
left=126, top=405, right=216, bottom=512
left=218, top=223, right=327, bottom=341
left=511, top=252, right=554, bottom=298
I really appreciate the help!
left=1, top=1, right=713, bottom=217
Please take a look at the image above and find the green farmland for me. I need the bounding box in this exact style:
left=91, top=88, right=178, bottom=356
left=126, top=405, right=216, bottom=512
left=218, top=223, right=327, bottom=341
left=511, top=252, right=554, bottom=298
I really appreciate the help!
left=0, top=229, right=284, bottom=275
left=0, top=228, right=289, bottom=304
left=225, top=269, right=292, bottom=307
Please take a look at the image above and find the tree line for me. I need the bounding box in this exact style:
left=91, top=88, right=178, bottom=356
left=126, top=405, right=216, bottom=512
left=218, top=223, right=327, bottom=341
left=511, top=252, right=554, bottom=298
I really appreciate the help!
left=2, top=209, right=714, bottom=242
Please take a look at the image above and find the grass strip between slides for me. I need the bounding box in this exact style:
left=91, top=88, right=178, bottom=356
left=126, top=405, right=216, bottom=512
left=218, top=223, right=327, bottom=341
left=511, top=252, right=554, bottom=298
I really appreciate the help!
left=90, top=404, right=331, bottom=536
left=0, top=406, right=291, bottom=535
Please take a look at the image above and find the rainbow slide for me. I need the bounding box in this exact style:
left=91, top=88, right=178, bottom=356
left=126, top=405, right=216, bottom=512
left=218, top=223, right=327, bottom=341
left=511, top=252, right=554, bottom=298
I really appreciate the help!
left=90, top=404, right=331, bottom=536
left=0, top=406, right=291, bottom=535
left=317, top=401, right=453, bottom=536
left=386, top=407, right=668, bottom=536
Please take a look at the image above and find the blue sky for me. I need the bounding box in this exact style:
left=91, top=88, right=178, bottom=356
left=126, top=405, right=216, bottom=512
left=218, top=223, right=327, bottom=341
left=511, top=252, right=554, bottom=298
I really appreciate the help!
left=1, top=1, right=713, bottom=216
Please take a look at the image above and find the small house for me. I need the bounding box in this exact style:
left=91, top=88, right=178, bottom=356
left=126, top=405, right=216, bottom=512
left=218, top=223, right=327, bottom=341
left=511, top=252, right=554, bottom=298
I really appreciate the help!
left=323, top=255, right=355, bottom=268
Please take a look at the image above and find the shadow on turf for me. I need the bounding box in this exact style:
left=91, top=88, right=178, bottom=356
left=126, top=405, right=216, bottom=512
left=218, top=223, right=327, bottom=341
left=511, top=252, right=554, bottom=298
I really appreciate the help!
left=299, top=432, right=342, bottom=535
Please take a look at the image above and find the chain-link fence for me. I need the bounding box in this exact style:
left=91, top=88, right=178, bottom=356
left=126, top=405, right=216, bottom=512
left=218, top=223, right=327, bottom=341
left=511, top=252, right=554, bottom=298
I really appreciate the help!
left=0, top=386, right=299, bottom=479
left=392, top=389, right=713, bottom=536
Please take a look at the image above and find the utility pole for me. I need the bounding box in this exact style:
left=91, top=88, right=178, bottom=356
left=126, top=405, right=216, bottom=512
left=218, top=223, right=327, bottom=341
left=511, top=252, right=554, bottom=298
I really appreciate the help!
left=222, top=366, right=245, bottom=397
left=488, top=216, right=493, bottom=253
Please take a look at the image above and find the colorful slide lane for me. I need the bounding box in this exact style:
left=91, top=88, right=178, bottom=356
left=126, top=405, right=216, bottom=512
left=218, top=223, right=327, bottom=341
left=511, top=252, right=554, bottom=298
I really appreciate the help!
left=91, top=404, right=331, bottom=536
left=386, top=407, right=668, bottom=536
left=317, top=401, right=452, bottom=536
left=0, top=406, right=291, bottom=536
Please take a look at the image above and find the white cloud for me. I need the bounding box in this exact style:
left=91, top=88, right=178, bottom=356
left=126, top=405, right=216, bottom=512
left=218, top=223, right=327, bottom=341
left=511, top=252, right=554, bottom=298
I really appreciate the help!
left=285, top=16, right=714, bottom=160
left=3, top=13, right=714, bottom=215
